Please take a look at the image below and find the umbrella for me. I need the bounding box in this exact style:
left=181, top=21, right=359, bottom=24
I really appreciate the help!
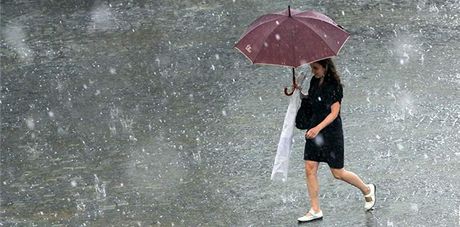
left=234, top=5, right=349, bottom=95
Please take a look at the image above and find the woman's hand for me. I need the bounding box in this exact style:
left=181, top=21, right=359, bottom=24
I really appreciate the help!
left=305, top=127, right=320, bottom=139
left=294, top=83, right=302, bottom=90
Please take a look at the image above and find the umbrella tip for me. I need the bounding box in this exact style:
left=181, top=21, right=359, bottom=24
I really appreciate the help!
left=288, top=5, right=291, bottom=17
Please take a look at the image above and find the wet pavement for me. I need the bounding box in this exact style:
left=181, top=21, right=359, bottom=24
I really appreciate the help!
left=1, top=0, right=459, bottom=226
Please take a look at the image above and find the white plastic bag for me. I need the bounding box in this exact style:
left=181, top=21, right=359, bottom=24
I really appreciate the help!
left=271, top=73, right=306, bottom=182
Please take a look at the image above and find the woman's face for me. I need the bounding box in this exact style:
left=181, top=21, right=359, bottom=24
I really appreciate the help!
left=310, top=63, right=326, bottom=78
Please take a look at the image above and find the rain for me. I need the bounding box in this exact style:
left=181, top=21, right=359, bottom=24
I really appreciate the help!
left=1, top=0, right=459, bottom=226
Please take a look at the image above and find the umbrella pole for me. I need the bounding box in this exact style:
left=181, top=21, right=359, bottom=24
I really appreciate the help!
left=284, top=68, right=297, bottom=96
left=292, top=68, right=296, bottom=86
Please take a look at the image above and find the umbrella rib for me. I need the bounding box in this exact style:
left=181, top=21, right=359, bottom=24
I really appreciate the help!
left=253, top=16, right=305, bottom=65
left=234, top=45, right=255, bottom=64
left=239, top=14, right=286, bottom=39
left=252, top=17, right=291, bottom=64
left=335, top=35, right=350, bottom=57
left=293, top=18, right=343, bottom=56
left=294, top=12, right=336, bottom=25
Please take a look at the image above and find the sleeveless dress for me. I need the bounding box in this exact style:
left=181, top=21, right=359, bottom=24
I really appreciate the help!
left=303, top=76, right=344, bottom=169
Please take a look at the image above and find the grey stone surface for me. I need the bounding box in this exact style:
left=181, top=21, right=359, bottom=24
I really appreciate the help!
left=1, top=0, right=459, bottom=226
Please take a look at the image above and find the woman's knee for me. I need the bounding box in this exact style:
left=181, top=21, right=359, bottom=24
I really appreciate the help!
left=305, top=162, right=318, bottom=176
left=331, top=168, right=344, bottom=180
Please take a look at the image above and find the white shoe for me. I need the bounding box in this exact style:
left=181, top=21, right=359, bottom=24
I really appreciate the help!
left=297, top=209, right=323, bottom=222
left=364, top=183, right=376, bottom=211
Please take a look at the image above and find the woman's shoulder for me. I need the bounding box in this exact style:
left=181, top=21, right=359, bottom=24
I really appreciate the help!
left=323, top=81, right=342, bottom=95
left=309, top=76, right=318, bottom=84
left=325, top=80, right=342, bottom=89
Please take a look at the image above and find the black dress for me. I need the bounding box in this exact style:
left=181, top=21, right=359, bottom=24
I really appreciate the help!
left=303, top=76, right=344, bottom=169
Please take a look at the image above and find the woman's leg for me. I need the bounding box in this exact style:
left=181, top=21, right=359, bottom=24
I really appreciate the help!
left=305, top=161, right=321, bottom=212
left=330, top=168, right=370, bottom=195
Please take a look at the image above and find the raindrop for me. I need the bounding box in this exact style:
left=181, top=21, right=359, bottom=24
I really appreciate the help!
left=215, top=54, right=220, bottom=60
left=313, top=134, right=324, bottom=146
left=276, top=20, right=280, bottom=25
left=429, top=5, right=439, bottom=13
left=26, top=117, right=35, bottom=130
left=330, top=152, right=336, bottom=158
left=275, top=34, right=281, bottom=40
left=129, top=135, right=138, bottom=141
left=387, top=220, right=394, bottom=227
left=71, top=180, right=77, bottom=187
left=410, top=203, right=419, bottom=212
left=110, top=68, right=117, bottom=74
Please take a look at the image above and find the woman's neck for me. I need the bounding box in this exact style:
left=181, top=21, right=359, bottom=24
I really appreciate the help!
left=319, top=77, right=324, bottom=86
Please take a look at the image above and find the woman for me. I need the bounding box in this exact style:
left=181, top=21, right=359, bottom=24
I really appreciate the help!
left=297, top=58, right=376, bottom=223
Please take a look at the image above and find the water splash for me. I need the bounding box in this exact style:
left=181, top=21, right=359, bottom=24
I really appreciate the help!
left=89, top=3, right=115, bottom=31
left=3, top=23, right=33, bottom=63
left=94, top=174, right=106, bottom=200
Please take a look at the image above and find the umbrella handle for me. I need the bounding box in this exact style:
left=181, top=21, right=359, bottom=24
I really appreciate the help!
left=284, top=68, right=297, bottom=96
left=284, top=87, right=294, bottom=96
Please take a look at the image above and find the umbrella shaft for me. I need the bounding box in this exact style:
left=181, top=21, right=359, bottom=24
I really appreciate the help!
left=292, top=68, right=295, bottom=86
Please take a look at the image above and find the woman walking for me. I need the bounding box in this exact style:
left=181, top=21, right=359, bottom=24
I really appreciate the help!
left=297, top=58, right=376, bottom=223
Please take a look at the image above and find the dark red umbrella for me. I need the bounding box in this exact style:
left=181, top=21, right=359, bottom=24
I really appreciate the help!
left=235, top=6, right=350, bottom=95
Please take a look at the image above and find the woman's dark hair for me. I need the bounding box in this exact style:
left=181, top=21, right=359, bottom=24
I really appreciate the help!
left=316, top=58, right=343, bottom=87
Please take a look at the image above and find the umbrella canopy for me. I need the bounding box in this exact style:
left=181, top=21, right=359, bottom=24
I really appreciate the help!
left=235, top=6, right=350, bottom=68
